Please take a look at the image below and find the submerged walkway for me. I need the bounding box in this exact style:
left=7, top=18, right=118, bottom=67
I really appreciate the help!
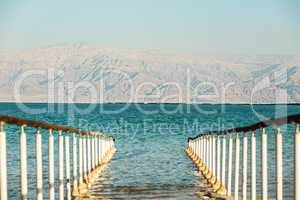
left=82, top=138, right=208, bottom=199
left=88, top=174, right=205, bottom=199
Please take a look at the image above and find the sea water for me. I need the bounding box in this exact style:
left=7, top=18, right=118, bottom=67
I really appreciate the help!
left=1, top=103, right=300, bottom=199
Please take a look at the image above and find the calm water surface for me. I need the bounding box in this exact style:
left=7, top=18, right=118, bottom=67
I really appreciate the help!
left=1, top=103, right=300, bottom=199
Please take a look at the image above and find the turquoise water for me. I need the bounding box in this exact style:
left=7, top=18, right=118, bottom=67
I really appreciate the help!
left=1, top=103, right=300, bottom=199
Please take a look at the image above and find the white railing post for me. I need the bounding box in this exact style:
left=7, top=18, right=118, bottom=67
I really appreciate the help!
left=234, top=133, right=240, bottom=200
left=87, top=135, right=91, bottom=175
left=206, top=136, right=209, bottom=168
left=82, top=135, right=87, bottom=180
left=72, top=132, right=78, bottom=193
left=200, top=136, right=204, bottom=162
left=196, top=138, right=199, bottom=158
left=94, top=134, right=97, bottom=168
left=212, top=136, right=216, bottom=176
left=91, top=136, right=93, bottom=169
left=198, top=138, right=201, bottom=159
left=95, top=134, right=98, bottom=166
left=65, top=133, right=71, bottom=200
left=208, top=136, right=211, bottom=172
left=198, top=138, right=200, bottom=157
left=92, top=134, right=95, bottom=169
left=193, top=139, right=196, bottom=156
left=20, top=125, right=28, bottom=200
left=102, top=138, right=106, bottom=162
left=78, top=135, right=83, bottom=184
left=58, top=130, right=64, bottom=200
left=227, top=132, right=233, bottom=196
left=103, top=137, right=106, bottom=162
left=251, top=132, right=256, bottom=200
left=203, top=136, right=208, bottom=165
left=94, top=134, right=98, bottom=168
left=262, top=128, right=268, bottom=200
left=210, top=136, right=213, bottom=173
left=35, top=128, right=43, bottom=200
left=276, top=128, right=282, bottom=200
left=221, top=135, right=226, bottom=186
left=217, top=136, right=221, bottom=180
left=93, top=135, right=96, bottom=169
left=98, top=135, right=101, bottom=165
left=98, top=135, right=100, bottom=165
left=192, top=140, right=195, bottom=154
left=101, top=136, right=104, bottom=156
left=242, top=132, right=247, bottom=200
left=196, top=138, right=198, bottom=158
left=295, top=124, right=300, bottom=200
left=0, top=121, right=7, bottom=200
left=48, top=129, right=55, bottom=200
left=100, top=137, right=103, bottom=164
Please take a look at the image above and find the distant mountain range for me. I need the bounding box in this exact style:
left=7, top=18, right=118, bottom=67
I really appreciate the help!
left=0, top=44, right=299, bottom=104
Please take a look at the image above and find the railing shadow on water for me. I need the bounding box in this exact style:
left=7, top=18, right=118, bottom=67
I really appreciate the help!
left=186, top=113, right=300, bottom=200
left=0, top=115, right=116, bottom=200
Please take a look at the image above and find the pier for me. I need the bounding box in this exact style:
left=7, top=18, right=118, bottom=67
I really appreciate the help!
left=186, top=113, right=300, bottom=200
left=1, top=113, right=300, bottom=199
left=0, top=115, right=116, bottom=200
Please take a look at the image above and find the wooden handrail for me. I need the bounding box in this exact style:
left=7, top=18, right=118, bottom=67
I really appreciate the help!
left=0, top=114, right=116, bottom=200
left=0, top=115, right=112, bottom=138
left=189, top=113, right=300, bottom=140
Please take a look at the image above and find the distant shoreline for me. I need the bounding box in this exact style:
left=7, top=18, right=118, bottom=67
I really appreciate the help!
left=0, top=101, right=299, bottom=105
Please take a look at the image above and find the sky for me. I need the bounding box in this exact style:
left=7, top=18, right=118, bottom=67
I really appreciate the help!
left=0, top=0, right=299, bottom=54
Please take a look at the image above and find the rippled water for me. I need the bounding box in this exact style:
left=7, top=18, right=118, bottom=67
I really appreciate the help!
left=1, top=103, right=300, bottom=199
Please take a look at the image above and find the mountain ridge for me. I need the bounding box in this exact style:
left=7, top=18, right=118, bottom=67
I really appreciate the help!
left=0, top=44, right=300, bottom=104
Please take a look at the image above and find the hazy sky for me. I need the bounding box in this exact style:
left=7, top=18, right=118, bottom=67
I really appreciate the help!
left=0, top=0, right=299, bottom=54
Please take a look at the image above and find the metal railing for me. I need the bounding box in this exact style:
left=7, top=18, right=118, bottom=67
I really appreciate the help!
left=186, top=113, right=300, bottom=200
left=0, top=115, right=116, bottom=200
